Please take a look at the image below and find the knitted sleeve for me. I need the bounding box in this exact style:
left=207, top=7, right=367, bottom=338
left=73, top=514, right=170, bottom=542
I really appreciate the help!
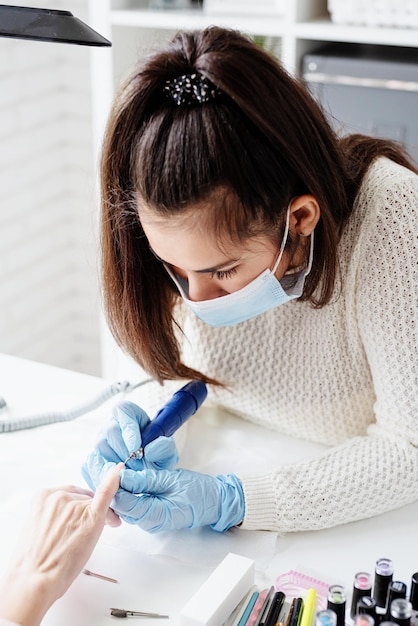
left=238, top=160, right=418, bottom=532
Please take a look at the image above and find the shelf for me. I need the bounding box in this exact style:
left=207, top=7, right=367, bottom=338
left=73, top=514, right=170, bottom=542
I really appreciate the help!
left=109, top=9, right=418, bottom=49
left=110, top=8, right=287, bottom=35
left=296, top=17, right=418, bottom=47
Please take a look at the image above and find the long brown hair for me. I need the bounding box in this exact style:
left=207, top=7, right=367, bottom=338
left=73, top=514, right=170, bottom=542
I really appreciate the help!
left=100, top=26, right=417, bottom=383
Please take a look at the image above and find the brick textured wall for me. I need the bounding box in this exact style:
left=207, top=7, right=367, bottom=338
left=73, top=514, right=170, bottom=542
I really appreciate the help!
left=0, top=0, right=101, bottom=375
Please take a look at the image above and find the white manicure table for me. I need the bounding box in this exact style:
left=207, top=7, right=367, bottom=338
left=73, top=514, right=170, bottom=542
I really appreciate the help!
left=0, top=353, right=416, bottom=626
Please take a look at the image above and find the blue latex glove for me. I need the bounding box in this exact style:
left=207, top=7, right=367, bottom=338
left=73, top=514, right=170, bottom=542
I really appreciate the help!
left=82, top=401, right=178, bottom=492
left=113, top=467, right=245, bottom=533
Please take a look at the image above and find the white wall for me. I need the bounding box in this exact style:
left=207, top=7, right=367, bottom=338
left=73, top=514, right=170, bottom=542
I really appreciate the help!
left=0, top=0, right=102, bottom=375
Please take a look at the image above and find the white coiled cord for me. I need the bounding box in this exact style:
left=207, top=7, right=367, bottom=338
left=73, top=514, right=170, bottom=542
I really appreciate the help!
left=0, top=378, right=153, bottom=433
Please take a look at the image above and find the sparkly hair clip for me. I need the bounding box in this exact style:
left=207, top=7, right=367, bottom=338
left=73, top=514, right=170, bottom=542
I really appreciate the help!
left=163, top=72, right=222, bottom=106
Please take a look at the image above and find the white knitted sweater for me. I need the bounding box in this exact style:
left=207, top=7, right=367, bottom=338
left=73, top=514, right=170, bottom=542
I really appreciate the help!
left=179, top=157, right=418, bottom=533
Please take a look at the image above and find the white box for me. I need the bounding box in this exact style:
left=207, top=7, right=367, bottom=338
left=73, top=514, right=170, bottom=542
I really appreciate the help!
left=179, top=553, right=255, bottom=626
left=328, top=0, right=418, bottom=28
left=204, top=0, right=284, bottom=16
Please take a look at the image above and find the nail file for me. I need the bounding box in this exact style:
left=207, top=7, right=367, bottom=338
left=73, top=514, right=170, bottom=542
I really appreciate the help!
left=180, top=553, right=255, bottom=626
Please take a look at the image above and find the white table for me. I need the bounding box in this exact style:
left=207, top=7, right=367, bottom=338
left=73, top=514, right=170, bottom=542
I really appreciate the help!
left=0, top=354, right=417, bottom=625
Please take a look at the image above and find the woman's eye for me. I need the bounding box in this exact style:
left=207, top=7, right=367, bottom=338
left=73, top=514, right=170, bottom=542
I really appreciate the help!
left=212, top=267, right=238, bottom=280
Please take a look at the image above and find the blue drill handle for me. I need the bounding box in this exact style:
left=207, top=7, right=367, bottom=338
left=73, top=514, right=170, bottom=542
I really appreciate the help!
left=141, top=380, right=207, bottom=448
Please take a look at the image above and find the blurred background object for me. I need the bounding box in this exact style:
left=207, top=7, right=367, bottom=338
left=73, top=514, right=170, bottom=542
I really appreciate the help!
left=303, top=43, right=418, bottom=165
left=328, top=0, right=418, bottom=28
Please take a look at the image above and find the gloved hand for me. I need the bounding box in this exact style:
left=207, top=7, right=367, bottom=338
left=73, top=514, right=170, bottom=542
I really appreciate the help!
left=82, top=401, right=178, bottom=492
left=113, top=467, right=245, bottom=533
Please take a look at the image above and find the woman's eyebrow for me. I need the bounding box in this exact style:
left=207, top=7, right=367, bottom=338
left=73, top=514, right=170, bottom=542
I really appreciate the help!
left=149, top=246, right=239, bottom=274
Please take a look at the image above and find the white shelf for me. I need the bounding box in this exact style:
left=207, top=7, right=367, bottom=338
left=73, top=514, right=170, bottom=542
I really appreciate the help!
left=103, top=6, right=418, bottom=77
left=110, top=8, right=288, bottom=35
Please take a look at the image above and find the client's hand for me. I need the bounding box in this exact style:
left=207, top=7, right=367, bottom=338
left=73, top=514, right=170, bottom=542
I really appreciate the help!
left=82, top=401, right=179, bottom=493
left=0, top=464, right=122, bottom=626
left=113, top=467, right=245, bottom=533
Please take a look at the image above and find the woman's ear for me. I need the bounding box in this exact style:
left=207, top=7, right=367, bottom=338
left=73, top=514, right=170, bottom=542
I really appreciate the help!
left=289, top=195, right=320, bottom=236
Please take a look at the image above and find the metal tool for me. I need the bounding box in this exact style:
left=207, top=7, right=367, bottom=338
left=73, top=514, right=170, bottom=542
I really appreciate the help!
left=110, top=608, right=169, bottom=618
left=82, top=568, right=118, bottom=583
left=124, top=380, right=207, bottom=463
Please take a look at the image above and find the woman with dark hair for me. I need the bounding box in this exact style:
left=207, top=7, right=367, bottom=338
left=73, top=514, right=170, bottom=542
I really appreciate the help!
left=83, top=26, right=418, bottom=533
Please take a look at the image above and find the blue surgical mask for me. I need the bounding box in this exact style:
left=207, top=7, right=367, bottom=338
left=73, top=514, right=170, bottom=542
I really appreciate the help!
left=165, top=208, right=314, bottom=327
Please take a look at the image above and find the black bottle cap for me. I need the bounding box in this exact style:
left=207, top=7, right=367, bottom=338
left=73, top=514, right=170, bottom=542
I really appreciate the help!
left=374, top=559, right=394, bottom=609
left=385, top=582, right=408, bottom=620
left=358, top=596, right=377, bottom=617
left=410, top=573, right=418, bottom=611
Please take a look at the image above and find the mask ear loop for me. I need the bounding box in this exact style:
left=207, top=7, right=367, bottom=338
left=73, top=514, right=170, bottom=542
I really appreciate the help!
left=305, top=230, right=315, bottom=277
left=271, top=204, right=291, bottom=275
left=163, top=263, right=189, bottom=298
